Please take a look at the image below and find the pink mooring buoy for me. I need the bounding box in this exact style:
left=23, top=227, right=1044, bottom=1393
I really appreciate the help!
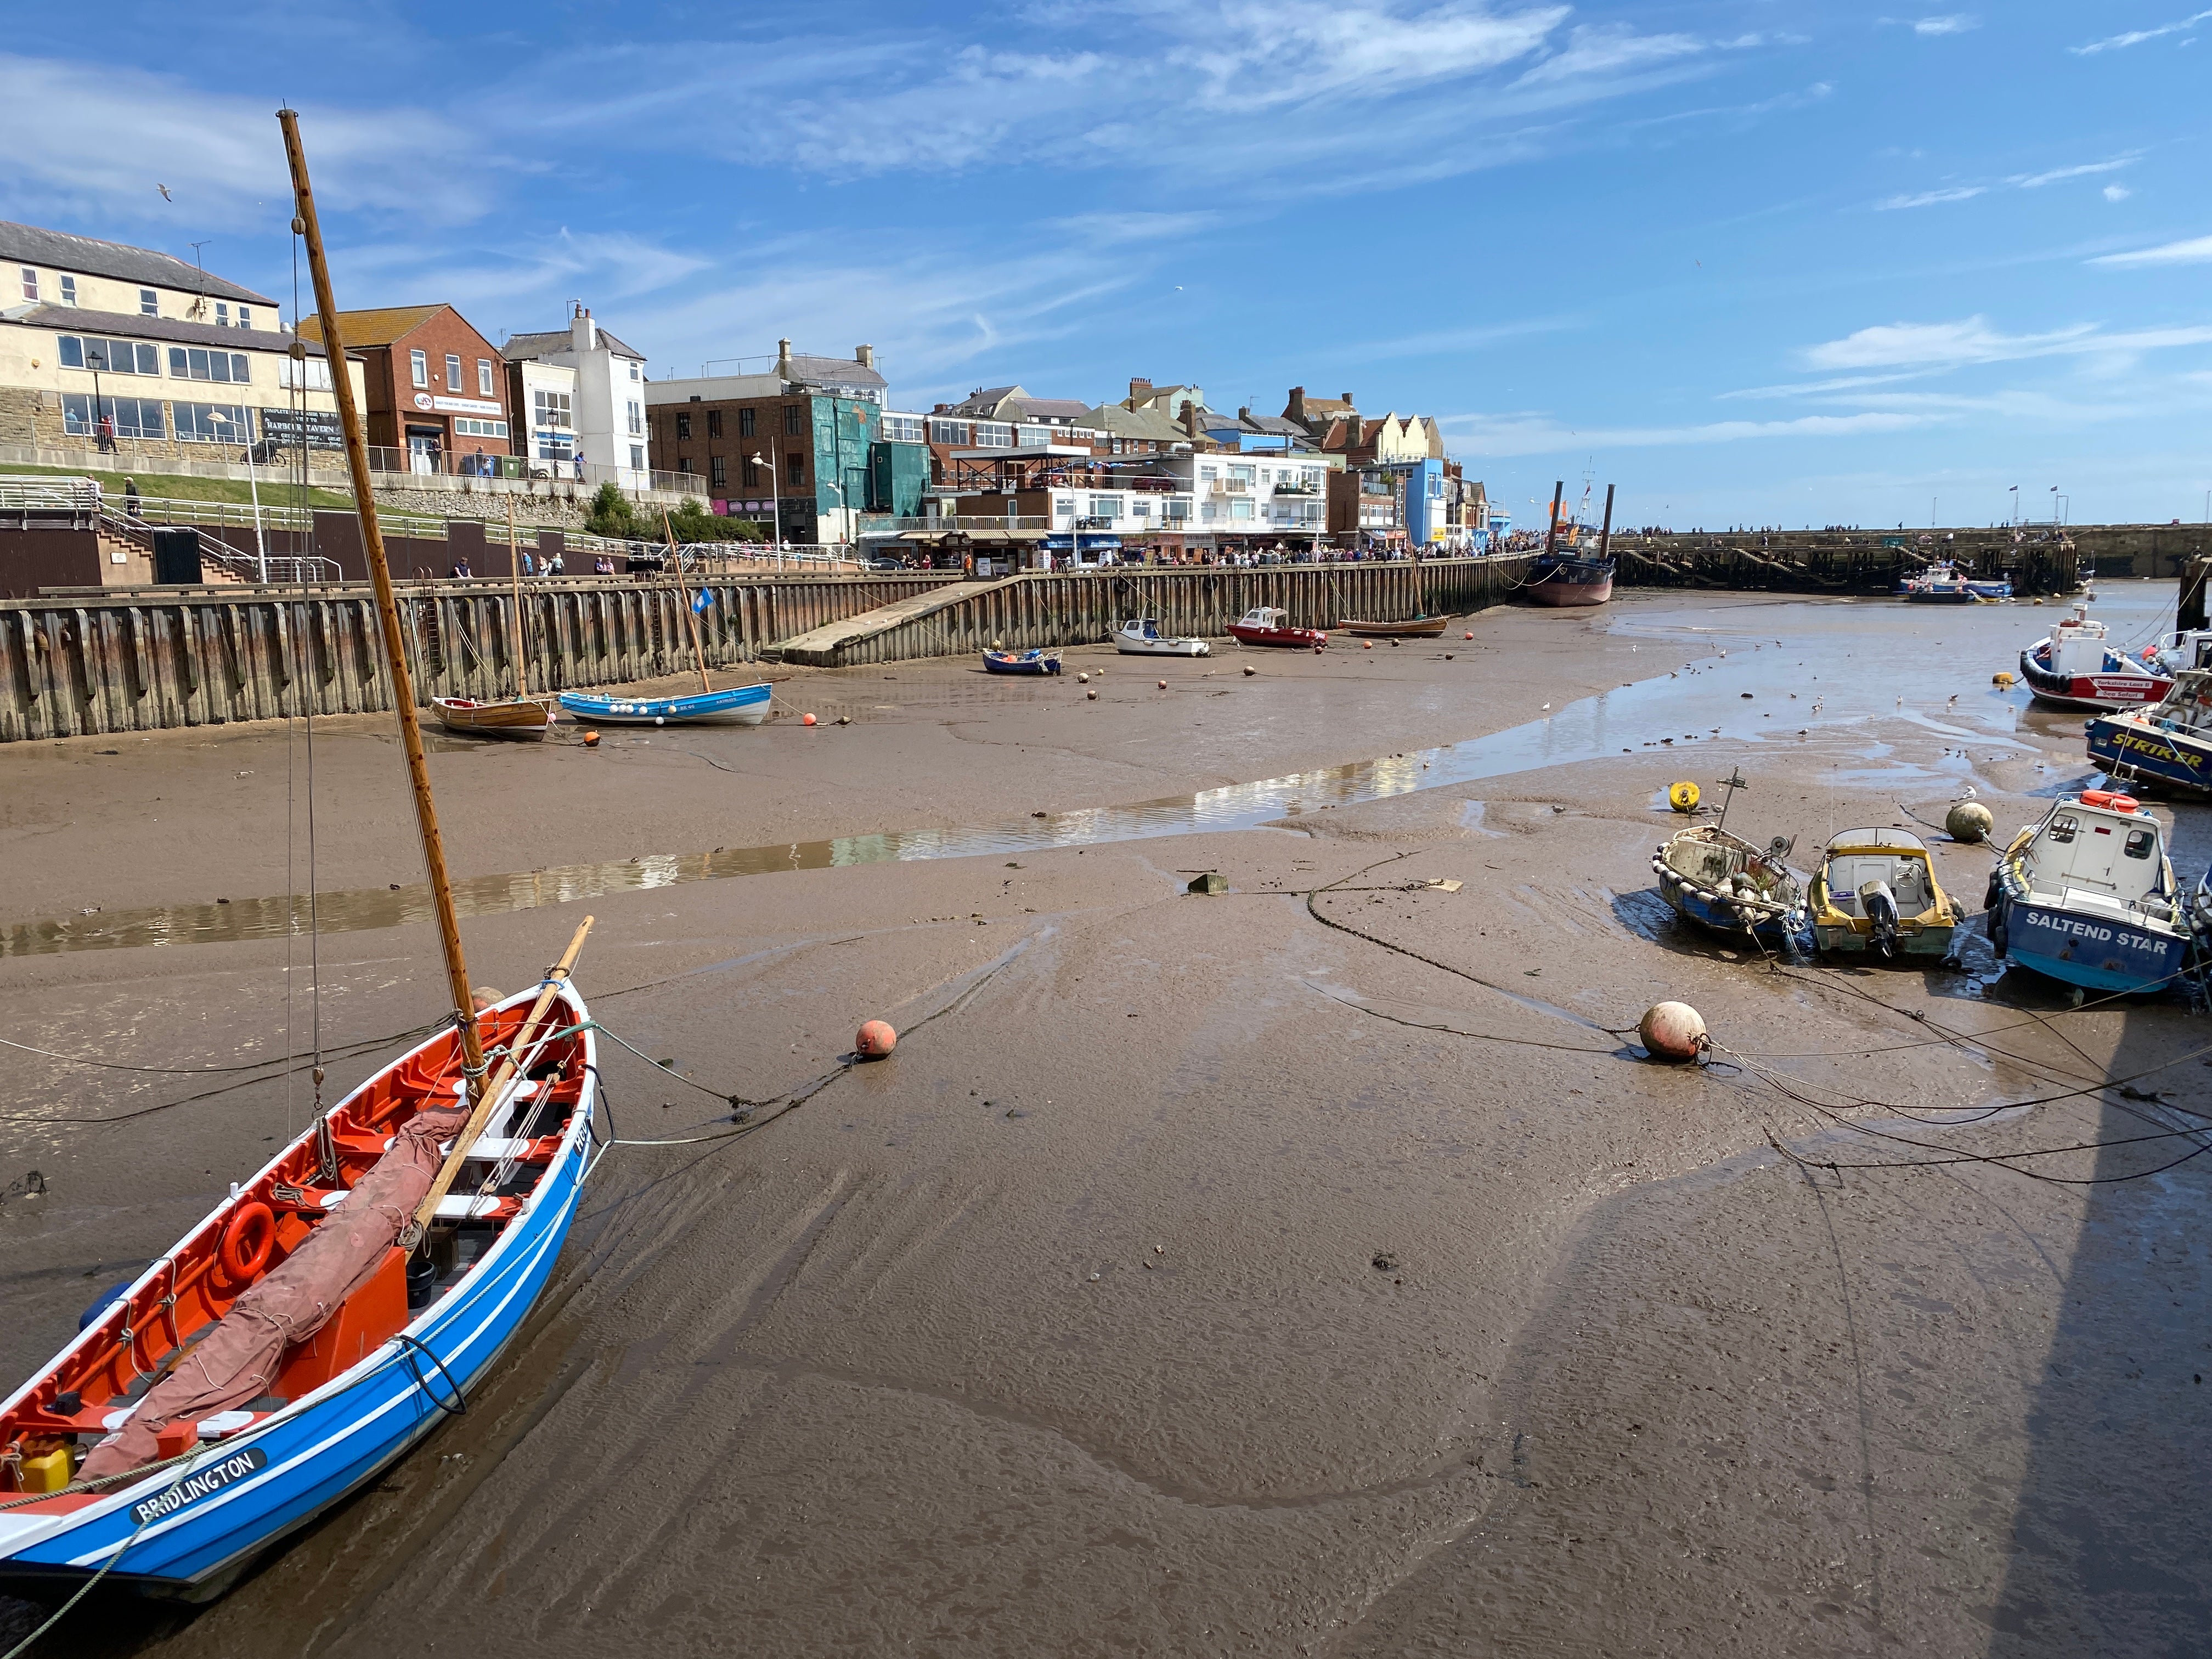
left=1638, top=1001, right=1707, bottom=1062
left=855, top=1020, right=898, bottom=1059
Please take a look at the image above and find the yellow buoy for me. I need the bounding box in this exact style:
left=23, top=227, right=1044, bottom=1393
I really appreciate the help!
left=1993, top=670, right=2015, bottom=687
left=1668, top=781, right=1701, bottom=813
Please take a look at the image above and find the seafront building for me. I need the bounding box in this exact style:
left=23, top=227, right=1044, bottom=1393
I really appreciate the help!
left=0, top=211, right=1487, bottom=565
left=500, top=307, right=651, bottom=487
left=294, top=304, right=514, bottom=476
left=0, top=219, right=362, bottom=462
left=646, top=341, right=905, bottom=545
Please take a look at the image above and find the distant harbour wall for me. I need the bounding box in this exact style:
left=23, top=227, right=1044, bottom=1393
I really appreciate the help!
left=1, top=561, right=1531, bottom=741
left=0, top=574, right=944, bottom=743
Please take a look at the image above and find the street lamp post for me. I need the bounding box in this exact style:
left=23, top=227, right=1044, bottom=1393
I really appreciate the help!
left=2050, top=484, right=2060, bottom=527
left=205, top=409, right=268, bottom=581
left=750, top=452, right=781, bottom=566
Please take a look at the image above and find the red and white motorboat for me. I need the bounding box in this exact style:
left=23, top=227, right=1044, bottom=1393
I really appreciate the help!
left=1228, top=606, right=1327, bottom=649
left=2018, top=606, right=2172, bottom=712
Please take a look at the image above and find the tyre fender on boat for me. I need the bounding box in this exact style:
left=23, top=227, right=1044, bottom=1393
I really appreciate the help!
left=219, top=1199, right=278, bottom=1284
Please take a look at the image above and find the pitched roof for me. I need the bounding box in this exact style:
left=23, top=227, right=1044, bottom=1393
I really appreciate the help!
left=3, top=303, right=352, bottom=358
left=784, top=353, right=886, bottom=390
left=1011, top=396, right=1092, bottom=421
left=0, top=220, right=273, bottom=306
left=502, top=324, right=645, bottom=363
left=296, top=305, right=452, bottom=349
left=1081, top=403, right=1191, bottom=444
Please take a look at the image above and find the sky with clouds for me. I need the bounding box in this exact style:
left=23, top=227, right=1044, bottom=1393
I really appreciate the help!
left=5, top=1, right=2209, bottom=528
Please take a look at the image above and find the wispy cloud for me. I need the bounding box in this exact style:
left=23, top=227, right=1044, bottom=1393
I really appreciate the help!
left=2071, top=9, right=2212, bottom=53
left=1875, top=153, right=2137, bottom=210
left=2010, top=157, right=2135, bottom=188
left=1913, top=15, right=1978, bottom=35
left=1440, top=408, right=1938, bottom=457
left=1876, top=185, right=1987, bottom=210
left=1802, top=315, right=2212, bottom=369
left=2104, top=184, right=2134, bottom=202
left=2090, top=234, right=2212, bottom=267
left=0, top=53, right=487, bottom=230
left=1515, top=22, right=1703, bottom=84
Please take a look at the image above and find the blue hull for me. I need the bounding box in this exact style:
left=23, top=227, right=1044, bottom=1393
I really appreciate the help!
left=1994, top=896, right=2189, bottom=992
left=1657, top=871, right=1804, bottom=949
left=2087, top=716, right=2212, bottom=794
left=0, top=1009, right=598, bottom=1597
left=557, top=684, right=770, bottom=725
left=981, top=653, right=1060, bottom=675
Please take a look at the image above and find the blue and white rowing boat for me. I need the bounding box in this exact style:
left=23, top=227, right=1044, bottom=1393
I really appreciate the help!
left=0, top=986, right=599, bottom=1600
left=556, top=682, right=771, bottom=726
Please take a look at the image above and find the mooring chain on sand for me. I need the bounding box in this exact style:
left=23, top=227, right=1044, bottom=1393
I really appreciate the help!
left=1297, top=850, right=1633, bottom=1055
left=1714, top=1040, right=2212, bottom=1186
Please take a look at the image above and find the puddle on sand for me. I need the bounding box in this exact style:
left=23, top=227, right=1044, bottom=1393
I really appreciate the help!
left=4, top=594, right=2170, bottom=957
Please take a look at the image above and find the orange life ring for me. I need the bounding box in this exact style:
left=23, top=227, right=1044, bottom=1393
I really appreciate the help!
left=219, top=1200, right=276, bottom=1284
left=2079, top=789, right=2114, bottom=808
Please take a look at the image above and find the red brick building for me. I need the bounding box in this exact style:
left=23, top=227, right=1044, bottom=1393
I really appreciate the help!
left=297, top=304, right=512, bottom=472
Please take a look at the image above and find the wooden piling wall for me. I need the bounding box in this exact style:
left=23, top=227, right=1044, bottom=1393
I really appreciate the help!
left=778, top=556, right=1536, bottom=668
left=0, top=574, right=947, bottom=742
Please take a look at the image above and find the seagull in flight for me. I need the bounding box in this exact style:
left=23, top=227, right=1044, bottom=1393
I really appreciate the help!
left=156, top=184, right=172, bottom=202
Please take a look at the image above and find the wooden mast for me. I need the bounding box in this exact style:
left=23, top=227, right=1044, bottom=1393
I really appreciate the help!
left=1598, top=483, right=1616, bottom=560
left=667, top=511, right=713, bottom=693
left=279, top=109, right=488, bottom=1136
left=507, top=499, right=529, bottom=698
left=1544, top=480, right=1564, bottom=558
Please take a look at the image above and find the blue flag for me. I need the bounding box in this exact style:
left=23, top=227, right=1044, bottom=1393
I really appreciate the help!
left=692, top=588, right=714, bottom=614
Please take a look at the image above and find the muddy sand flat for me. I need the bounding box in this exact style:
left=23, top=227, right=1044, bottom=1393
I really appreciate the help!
left=1, top=589, right=2205, bottom=1657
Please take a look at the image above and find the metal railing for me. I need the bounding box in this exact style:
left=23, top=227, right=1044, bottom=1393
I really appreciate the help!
left=359, top=445, right=699, bottom=498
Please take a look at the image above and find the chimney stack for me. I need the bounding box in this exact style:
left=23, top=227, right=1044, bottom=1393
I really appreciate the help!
left=1183, top=402, right=1201, bottom=438
left=1348, top=414, right=1365, bottom=447
left=776, top=337, right=794, bottom=381
left=1341, top=392, right=1354, bottom=404
left=856, top=344, right=875, bottom=369
left=1286, top=386, right=1307, bottom=424
left=572, top=306, right=598, bottom=354
left=1128, top=376, right=1153, bottom=403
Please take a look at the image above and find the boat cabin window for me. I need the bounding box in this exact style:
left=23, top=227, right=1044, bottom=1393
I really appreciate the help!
left=2125, top=828, right=2155, bottom=860
left=2046, top=815, right=2077, bottom=844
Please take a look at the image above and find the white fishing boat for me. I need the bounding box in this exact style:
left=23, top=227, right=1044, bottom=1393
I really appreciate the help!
left=1113, top=618, right=1210, bottom=657
left=1986, top=790, right=2190, bottom=994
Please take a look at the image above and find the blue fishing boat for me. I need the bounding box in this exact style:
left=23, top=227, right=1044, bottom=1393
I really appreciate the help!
left=1987, top=791, right=2190, bottom=994
left=2087, top=669, right=2212, bottom=795
left=1898, top=562, right=1982, bottom=602
left=981, top=649, right=1062, bottom=676
left=556, top=682, right=771, bottom=726
left=0, top=985, right=599, bottom=1599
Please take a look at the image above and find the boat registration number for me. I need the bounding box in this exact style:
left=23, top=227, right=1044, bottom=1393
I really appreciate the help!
left=131, top=1447, right=268, bottom=1525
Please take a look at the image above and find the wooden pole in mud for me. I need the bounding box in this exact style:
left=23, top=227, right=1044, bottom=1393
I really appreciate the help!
left=1598, top=483, right=1616, bottom=560
left=507, top=499, right=528, bottom=697
left=1544, top=481, right=1563, bottom=558
left=279, top=107, right=488, bottom=1131
left=667, top=511, right=713, bottom=693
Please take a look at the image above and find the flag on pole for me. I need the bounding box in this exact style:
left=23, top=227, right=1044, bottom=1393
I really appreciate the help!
left=692, top=588, right=714, bottom=614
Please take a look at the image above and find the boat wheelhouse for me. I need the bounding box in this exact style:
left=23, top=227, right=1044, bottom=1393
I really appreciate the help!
left=1987, top=791, right=2189, bottom=993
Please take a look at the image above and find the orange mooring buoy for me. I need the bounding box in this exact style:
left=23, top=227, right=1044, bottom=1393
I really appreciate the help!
left=856, top=1019, right=897, bottom=1058
left=1639, top=1002, right=1707, bottom=1062
left=582, top=730, right=601, bottom=748
left=802, top=712, right=817, bottom=726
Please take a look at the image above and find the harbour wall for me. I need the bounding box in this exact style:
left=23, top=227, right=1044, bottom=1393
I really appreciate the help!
left=773, top=557, right=1536, bottom=668
left=0, top=574, right=946, bottom=743
left=0, top=560, right=1526, bottom=741
left=1612, top=530, right=2083, bottom=594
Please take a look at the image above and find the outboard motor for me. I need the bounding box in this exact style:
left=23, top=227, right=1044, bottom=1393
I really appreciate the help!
left=1859, top=878, right=1900, bottom=960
